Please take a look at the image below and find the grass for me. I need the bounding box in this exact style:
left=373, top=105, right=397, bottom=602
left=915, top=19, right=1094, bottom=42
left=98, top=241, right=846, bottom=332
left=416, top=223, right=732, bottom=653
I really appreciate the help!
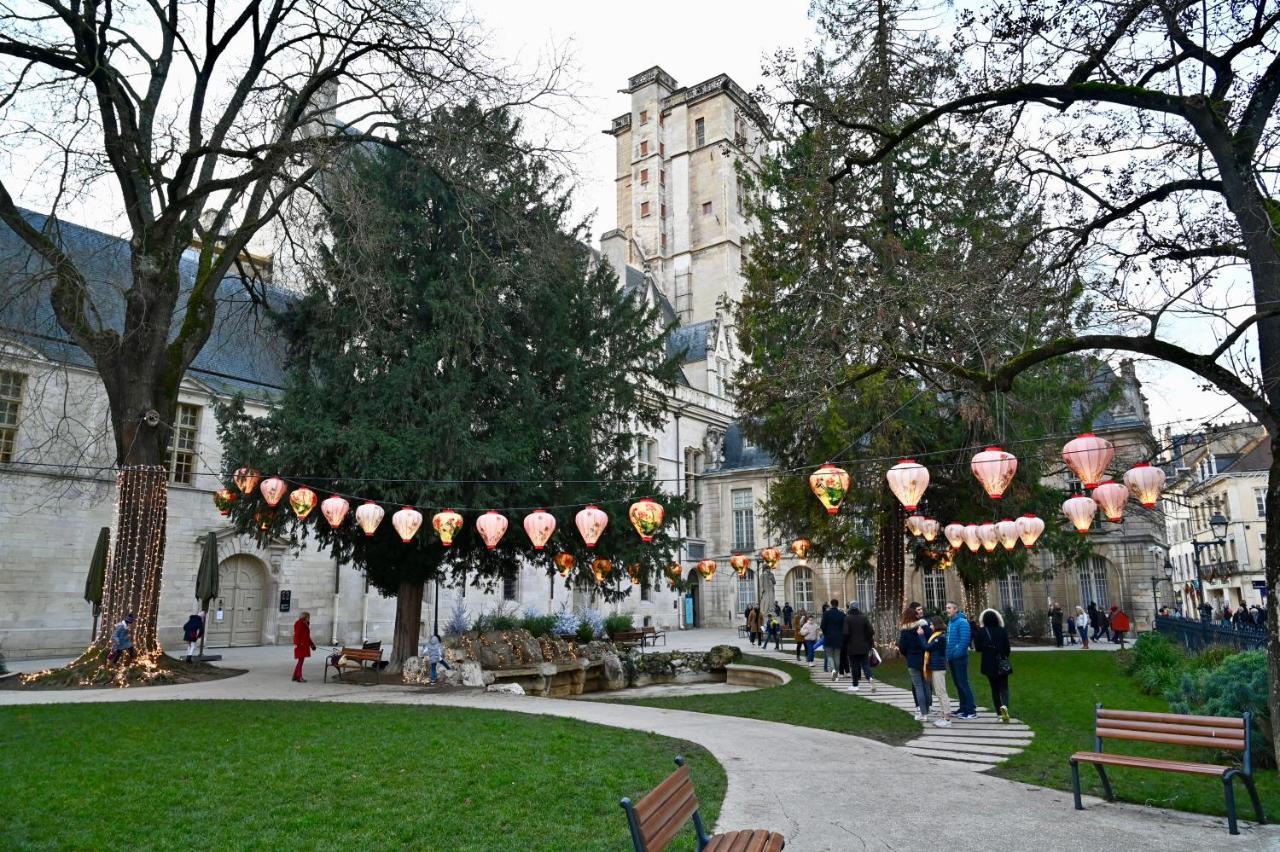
left=0, top=701, right=725, bottom=851
left=874, top=651, right=1280, bottom=820
left=610, top=654, right=920, bottom=746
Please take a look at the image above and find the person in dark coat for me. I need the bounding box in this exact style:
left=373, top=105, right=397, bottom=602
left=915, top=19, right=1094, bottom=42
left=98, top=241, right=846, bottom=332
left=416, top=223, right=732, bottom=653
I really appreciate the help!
left=292, top=611, right=316, bottom=683
left=782, top=602, right=794, bottom=629
left=841, top=604, right=875, bottom=691
left=182, top=612, right=204, bottom=663
left=1049, top=602, right=1064, bottom=647
left=974, top=608, right=1012, bottom=722
left=820, top=599, right=846, bottom=680
left=1087, top=601, right=1102, bottom=641
left=898, top=603, right=930, bottom=719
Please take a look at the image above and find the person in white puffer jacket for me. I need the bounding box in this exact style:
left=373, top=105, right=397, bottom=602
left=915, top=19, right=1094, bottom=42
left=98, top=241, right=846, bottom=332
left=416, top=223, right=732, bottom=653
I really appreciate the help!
left=799, top=615, right=821, bottom=666
left=1074, top=606, right=1090, bottom=649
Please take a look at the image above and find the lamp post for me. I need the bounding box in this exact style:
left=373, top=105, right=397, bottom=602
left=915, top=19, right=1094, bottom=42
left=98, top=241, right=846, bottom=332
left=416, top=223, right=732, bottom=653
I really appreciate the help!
left=1149, top=557, right=1174, bottom=621
left=1191, top=512, right=1229, bottom=618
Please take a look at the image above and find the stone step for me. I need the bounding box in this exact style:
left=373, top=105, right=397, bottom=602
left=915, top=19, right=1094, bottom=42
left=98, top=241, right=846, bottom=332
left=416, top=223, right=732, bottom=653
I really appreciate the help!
left=907, top=738, right=1025, bottom=756
left=905, top=747, right=1005, bottom=765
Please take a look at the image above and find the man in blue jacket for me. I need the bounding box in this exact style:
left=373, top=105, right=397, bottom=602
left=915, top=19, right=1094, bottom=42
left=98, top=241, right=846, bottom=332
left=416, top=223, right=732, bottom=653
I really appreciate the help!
left=944, top=602, right=977, bottom=718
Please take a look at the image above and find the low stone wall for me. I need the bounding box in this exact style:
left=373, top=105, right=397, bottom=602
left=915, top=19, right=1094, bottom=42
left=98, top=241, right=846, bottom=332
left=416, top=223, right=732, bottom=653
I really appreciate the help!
left=724, top=663, right=789, bottom=688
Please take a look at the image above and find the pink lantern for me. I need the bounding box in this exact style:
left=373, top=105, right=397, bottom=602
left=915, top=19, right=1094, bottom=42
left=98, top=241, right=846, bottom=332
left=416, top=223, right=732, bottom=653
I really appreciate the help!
left=886, top=459, right=929, bottom=511
left=1062, top=494, right=1097, bottom=534
left=920, top=518, right=940, bottom=542
left=476, top=510, right=508, bottom=549
left=1124, top=462, right=1166, bottom=508
left=790, top=538, right=812, bottom=565
left=289, top=487, right=317, bottom=521
left=809, top=464, right=851, bottom=515
left=260, top=476, right=287, bottom=507
left=1092, top=481, right=1129, bottom=523
left=628, top=497, right=665, bottom=542
left=1015, top=514, right=1045, bottom=548
left=523, top=509, right=556, bottom=550
left=1062, top=433, right=1114, bottom=490
left=576, top=505, right=608, bottom=548
left=978, top=523, right=999, bottom=552
left=995, top=518, right=1019, bottom=550
left=962, top=523, right=981, bottom=553
left=355, top=501, right=384, bottom=537
left=432, top=509, right=464, bottom=547
left=320, top=495, right=350, bottom=528
left=905, top=515, right=927, bottom=537
left=944, top=523, right=966, bottom=549
left=233, top=467, right=261, bottom=496
left=392, top=506, right=424, bottom=543
left=971, top=446, right=1018, bottom=499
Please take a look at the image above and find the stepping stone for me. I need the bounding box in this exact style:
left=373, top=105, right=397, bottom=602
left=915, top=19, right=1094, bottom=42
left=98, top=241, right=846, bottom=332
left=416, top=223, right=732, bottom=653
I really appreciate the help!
left=905, top=747, right=1004, bottom=765
left=908, top=739, right=1024, bottom=756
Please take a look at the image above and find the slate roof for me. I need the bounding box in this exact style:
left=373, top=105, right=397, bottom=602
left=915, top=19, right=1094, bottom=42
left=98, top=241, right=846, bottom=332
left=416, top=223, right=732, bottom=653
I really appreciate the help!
left=717, top=421, right=775, bottom=472
left=666, top=319, right=716, bottom=364
left=0, top=209, right=289, bottom=401
left=1070, top=361, right=1148, bottom=432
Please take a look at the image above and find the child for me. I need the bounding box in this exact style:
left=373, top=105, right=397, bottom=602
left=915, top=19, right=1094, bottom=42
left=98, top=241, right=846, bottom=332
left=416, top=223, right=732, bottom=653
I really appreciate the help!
left=922, top=616, right=952, bottom=728
left=1066, top=614, right=1078, bottom=645
left=424, top=634, right=453, bottom=685
left=765, top=614, right=781, bottom=650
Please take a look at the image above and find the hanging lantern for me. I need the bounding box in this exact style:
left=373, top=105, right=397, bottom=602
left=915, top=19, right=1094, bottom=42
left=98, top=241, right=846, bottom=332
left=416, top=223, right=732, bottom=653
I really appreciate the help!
left=790, top=538, right=811, bottom=565
left=392, top=506, right=424, bottom=542
left=260, top=476, right=287, bottom=507
left=254, top=509, right=273, bottom=531
left=971, top=446, right=1018, bottom=499
left=1124, top=462, right=1166, bottom=508
left=320, top=495, right=350, bottom=529
left=289, top=487, right=317, bottom=521
left=885, top=459, right=929, bottom=511
left=575, top=505, right=609, bottom=549
left=665, top=563, right=683, bottom=584
left=432, top=509, right=464, bottom=547
left=626, top=563, right=642, bottom=584
left=1092, top=481, right=1128, bottom=523
left=1016, top=513, right=1045, bottom=549
left=696, top=559, right=717, bottom=580
left=554, top=552, right=575, bottom=578
left=628, top=498, right=665, bottom=542
left=355, top=501, right=384, bottom=537
left=808, top=463, right=850, bottom=515
left=476, top=510, right=509, bottom=549
left=978, top=523, right=999, bottom=552
left=213, top=488, right=237, bottom=517
left=920, top=518, right=940, bottom=542
left=591, top=557, right=612, bottom=584
left=730, top=554, right=751, bottom=577
left=905, top=515, right=927, bottom=537
left=962, top=523, right=981, bottom=553
left=760, top=547, right=782, bottom=569
left=233, top=467, right=261, bottom=496
left=996, top=518, right=1019, bottom=551
left=1063, top=494, right=1097, bottom=534
left=523, top=509, right=556, bottom=550
left=944, top=523, right=966, bottom=549
left=1062, top=433, right=1115, bottom=490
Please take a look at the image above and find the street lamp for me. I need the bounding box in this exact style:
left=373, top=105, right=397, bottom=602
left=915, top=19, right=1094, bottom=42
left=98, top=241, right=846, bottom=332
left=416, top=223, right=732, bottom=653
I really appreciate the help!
left=1150, top=557, right=1174, bottom=619
left=1192, top=512, right=1229, bottom=619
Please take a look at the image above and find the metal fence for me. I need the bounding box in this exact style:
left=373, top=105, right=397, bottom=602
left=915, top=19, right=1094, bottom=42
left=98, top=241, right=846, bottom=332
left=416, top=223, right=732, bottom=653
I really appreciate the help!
left=1154, top=615, right=1268, bottom=652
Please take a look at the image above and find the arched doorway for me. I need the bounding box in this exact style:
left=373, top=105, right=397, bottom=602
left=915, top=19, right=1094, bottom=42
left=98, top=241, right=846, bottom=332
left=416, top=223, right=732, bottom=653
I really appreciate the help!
left=206, top=555, right=266, bottom=647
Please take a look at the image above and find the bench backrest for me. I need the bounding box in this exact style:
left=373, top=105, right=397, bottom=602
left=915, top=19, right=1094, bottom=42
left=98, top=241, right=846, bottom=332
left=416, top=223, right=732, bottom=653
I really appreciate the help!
left=340, top=648, right=382, bottom=662
left=1095, top=706, right=1252, bottom=772
left=620, top=758, right=706, bottom=851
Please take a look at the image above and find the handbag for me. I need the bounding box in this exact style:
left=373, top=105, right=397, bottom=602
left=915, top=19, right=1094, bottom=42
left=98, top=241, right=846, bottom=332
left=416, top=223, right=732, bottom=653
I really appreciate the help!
left=869, top=647, right=882, bottom=668
left=986, top=628, right=1013, bottom=675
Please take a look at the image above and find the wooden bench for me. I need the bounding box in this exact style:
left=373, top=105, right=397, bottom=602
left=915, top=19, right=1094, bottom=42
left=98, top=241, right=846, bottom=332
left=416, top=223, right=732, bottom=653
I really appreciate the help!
left=1069, top=705, right=1266, bottom=835
left=641, top=625, right=666, bottom=646
left=610, top=629, right=646, bottom=651
left=324, top=646, right=383, bottom=684
left=621, top=756, right=784, bottom=852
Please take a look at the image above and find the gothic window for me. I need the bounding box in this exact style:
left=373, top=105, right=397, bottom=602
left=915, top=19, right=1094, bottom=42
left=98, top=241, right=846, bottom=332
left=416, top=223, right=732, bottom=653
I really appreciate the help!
left=790, top=567, right=814, bottom=611
left=166, top=403, right=201, bottom=484
left=0, top=369, right=24, bottom=463
left=636, top=437, right=658, bottom=479
left=732, top=488, right=755, bottom=551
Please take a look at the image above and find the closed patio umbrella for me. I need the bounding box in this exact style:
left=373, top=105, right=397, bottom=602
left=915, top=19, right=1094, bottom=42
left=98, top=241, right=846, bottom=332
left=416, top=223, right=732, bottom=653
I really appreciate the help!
left=84, top=527, right=109, bottom=641
left=195, top=532, right=220, bottom=656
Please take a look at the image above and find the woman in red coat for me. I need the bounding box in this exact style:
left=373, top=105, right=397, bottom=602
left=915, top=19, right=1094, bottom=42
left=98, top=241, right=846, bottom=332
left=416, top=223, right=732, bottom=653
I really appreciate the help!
left=292, top=611, right=316, bottom=682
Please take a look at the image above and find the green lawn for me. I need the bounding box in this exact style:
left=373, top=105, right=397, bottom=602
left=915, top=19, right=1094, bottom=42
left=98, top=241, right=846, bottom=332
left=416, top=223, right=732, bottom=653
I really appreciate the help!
left=611, top=654, right=921, bottom=746
left=0, top=701, right=724, bottom=851
left=875, top=651, right=1279, bottom=820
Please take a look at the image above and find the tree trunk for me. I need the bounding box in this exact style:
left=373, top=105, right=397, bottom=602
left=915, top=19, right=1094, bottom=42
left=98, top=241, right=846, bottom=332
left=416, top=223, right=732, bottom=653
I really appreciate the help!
left=96, top=465, right=168, bottom=655
left=389, top=579, right=425, bottom=674
left=1266, top=435, right=1280, bottom=769
left=875, top=506, right=905, bottom=613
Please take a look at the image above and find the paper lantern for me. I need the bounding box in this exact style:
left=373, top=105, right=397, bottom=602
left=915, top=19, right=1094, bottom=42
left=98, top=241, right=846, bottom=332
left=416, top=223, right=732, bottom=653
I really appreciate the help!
left=962, top=523, right=981, bottom=553
left=476, top=510, right=509, bottom=549
left=213, top=488, right=237, bottom=517
left=1124, top=462, right=1166, bottom=508
left=432, top=509, right=463, bottom=547
left=971, top=446, right=1017, bottom=499
left=523, top=509, right=556, bottom=550
left=905, top=515, right=927, bottom=537
left=575, top=505, right=608, bottom=549
left=554, top=552, right=575, bottom=577
left=944, top=523, right=966, bottom=549
left=886, top=458, right=929, bottom=511
left=1091, top=481, right=1128, bottom=523
left=996, top=518, right=1019, bottom=551
left=760, top=547, right=782, bottom=569
left=392, top=506, right=424, bottom=542
left=591, top=557, right=612, bottom=584
left=233, top=467, right=261, bottom=496
left=628, top=497, right=665, bottom=542
left=920, top=518, right=940, bottom=542
left=254, top=509, right=273, bottom=531
left=355, top=501, right=384, bottom=537
left=289, top=487, right=317, bottom=521
left=730, top=554, right=751, bottom=577
left=696, top=559, right=717, bottom=580
left=809, top=464, right=850, bottom=515
left=260, top=476, right=287, bottom=507
left=1063, top=494, right=1097, bottom=534
left=978, top=523, right=999, bottom=552
left=627, top=563, right=642, bottom=584
left=1016, top=514, right=1045, bottom=548
left=1062, top=433, right=1114, bottom=490
left=665, top=563, right=683, bottom=584
left=320, top=495, right=350, bottom=528
left=790, top=538, right=811, bottom=565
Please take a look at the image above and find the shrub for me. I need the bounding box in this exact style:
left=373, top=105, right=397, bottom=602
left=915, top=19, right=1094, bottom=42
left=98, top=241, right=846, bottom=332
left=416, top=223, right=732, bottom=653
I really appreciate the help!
left=1167, top=650, right=1273, bottom=768
left=1123, top=633, right=1187, bottom=696
left=1002, top=607, right=1021, bottom=639
left=445, top=600, right=469, bottom=636
left=472, top=602, right=519, bottom=633
left=1023, top=610, right=1049, bottom=642
left=1187, top=644, right=1235, bottom=673
left=604, top=613, right=634, bottom=637
left=575, top=621, right=596, bottom=643
left=579, top=607, right=605, bottom=639
left=520, top=614, right=557, bottom=637
left=553, top=607, right=579, bottom=637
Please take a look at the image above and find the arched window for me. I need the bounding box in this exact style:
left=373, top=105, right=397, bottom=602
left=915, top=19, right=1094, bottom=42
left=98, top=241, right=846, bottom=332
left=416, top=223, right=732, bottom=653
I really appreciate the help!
left=1079, top=556, right=1108, bottom=606
left=737, top=568, right=757, bottom=613
left=789, top=567, right=814, bottom=611
left=854, top=571, right=876, bottom=611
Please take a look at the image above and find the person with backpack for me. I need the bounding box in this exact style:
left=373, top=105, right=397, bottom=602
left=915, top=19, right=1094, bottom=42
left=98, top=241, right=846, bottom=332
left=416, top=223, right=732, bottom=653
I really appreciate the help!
left=922, top=616, right=952, bottom=727
left=820, top=599, right=846, bottom=680
left=974, top=608, right=1013, bottom=723
left=182, top=612, right=204, bottom=663
left=945, top=602, right=977, bottom=719
left=841, top=603, right=875, bottom=692
left=898, top=603, right=931, bottom=720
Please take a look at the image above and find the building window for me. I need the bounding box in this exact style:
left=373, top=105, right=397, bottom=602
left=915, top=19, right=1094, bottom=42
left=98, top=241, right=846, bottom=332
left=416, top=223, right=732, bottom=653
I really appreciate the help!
left=997, top=574, right=1025, bottom=613
left=660, top=143, right=665, bottom=157
left=640, top=168, right=649, bottom=185
left=922, top=565, right=946, bottom=614
left=639, top=110, right=648, bottom=124
left=660, top=203, right=666, bottom=219
left=737, top=568, right=757, bottom=613
left=685, top=448, right=703, bottom=539
left=660, top=169, right=666, bottom=186
left=640, top=140, right=649, bottom=157
left=636, top=437, right=658, bottom=479
left=1256, top=488, right=1267, bottom=517
left=736, top=176, right=745, bottom=214
left=790, top=567, right=814, bottom=611
left=166, top=403, right=200, bottom=484
left=702, top=201, right=713, bottom=216
left=1079, top=556, right=1108, bottom=606
left=661, top=234, right=667, bottom=250
left=740, top=242, right=748, bottom=271
left=0, top=369, right=24, bottom=463
left=640, top=201, right=651, bottom=218
left=502, top=575, right=517, bottom=601
left=854, top=571, right=876, bottom=611
left=715, top=358, right=729, bottom=397
left=695, top=117, right=705, bottom=147
left=732, top=488, right=755, bottom=551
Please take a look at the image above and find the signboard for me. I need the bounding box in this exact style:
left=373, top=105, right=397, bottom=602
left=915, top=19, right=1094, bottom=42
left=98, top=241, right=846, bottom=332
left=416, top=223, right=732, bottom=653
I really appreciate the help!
left=1252, top=580, right=1267, bottom=589
left=279, top=590, right=292, bottom=613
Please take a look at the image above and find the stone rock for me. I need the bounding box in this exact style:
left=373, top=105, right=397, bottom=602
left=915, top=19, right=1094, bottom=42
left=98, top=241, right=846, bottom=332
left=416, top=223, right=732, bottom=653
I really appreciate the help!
left=600, top=652, right=626, bottom=690
left=486, top=682, right=524, bottom=695
left=402, top=655, right=423, bottom=678
left=704, top=644, right=741, bottom=670
left=460, top=661, right=486, bottom=687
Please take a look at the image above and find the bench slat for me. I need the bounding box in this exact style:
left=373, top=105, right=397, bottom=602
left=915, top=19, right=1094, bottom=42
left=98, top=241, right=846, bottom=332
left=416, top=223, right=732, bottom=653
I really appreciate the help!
left=641, top=786, right=699, bottom=851
left=1098, top=718, right=1247, bottom=740
left=634, top=766, right=695, bottom=824
left=706, top=830, right=786, bottom=852
left=1097, top=727, right=1244, bottom=751
left=1097, top=709, right=1243, bottom=729
left=1071, top=751, right=1228, bottom=776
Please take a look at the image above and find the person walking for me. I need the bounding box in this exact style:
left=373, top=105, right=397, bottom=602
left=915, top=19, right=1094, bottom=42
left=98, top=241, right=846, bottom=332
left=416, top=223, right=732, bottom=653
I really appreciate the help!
left=842, top=604, right=875, bottom=692
left=821, top=599, right=846, bottom=680
left=898, top=604, right=931, bottom=720
left=1087, top=601, right=1103, bottom=641
left=1111, top=607, right=1131, bottom=648
left=182, top=612, right=204, bottom=663
left=764, top=612, right=782, bottom=650
left=108, top=613, right=136, bottom=666
left=746, top=605, right=761, bottom=646
left=1066, top=612, right=1078, bottom=645
left=1074, top=605, right=1090, bottom=649
left=423, top=633, right=452, bottom=685
left=945, top=602, right=977, bottom=719
left=783, top=602, right=794, bottom=629
left=974, top=608, right=1013, bottom=723
left=292, top=611, right=316, bottom=683
left=1050, top=602, right=1064, bottom=648
left=799, top=614, right=820, bottom=667
left=922, top=616, right=952, bottom=727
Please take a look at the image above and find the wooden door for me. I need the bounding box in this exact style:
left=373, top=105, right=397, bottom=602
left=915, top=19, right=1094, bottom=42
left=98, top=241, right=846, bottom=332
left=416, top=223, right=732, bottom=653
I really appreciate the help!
left=206, top=556, right=265, bottom=647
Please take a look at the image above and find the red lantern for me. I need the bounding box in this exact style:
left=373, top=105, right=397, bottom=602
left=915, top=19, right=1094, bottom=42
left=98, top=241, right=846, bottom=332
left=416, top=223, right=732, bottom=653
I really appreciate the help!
left=320, top=495, right=350, bottom=528
left=213, top=488, right=237, bottom=517
left=432, top=509, right=463, bottom=547
left=790, top=538, right=811, bottom=565
left=576, top=505, right=608, bottom=548
left=523, top=509, right=556, bottom=550
left=1062, top=433, right=1114, bottom=490
left=233, top=467, right=261, bottom=496
left=730, top=554, right=751, bottom=577
left=1092, top=481, right=1128, bottom=523
left=628, top=497, right=665, bottom=542
left=260, top=476, right=287, bottom=507
left=809, top=463, right=850, bottom=515
left=971, top=446, right=1017, bottom=499
left=978, top=523, right=999, bottom=552
left=289, top=487, right=317, bottom=521
left=905, top=515, right=927, bottom=537
left=1016, top=514, right=1045, bottom=548
left=355, top=502, right=384, bottom=537
left=591, top=557, right=612, bottom=584
left=886, top=459, right=929, bottom=511
left=962, top=524, right=981, bottom=553
left=627, top=563, right=642, bottom=584
left=664, top=563, right=683, bottom=585
left=696, top=559, right=717, bottom=580
left=760, top=547, right=782, bottom=569
left=944, top=523, right=966, bottom=549
left=920, top=518, right=940, bottom=543
left=392, top=507, right=424, bottom=542
left=476, top=510, right=509, bottom=549
left=1124, top=462, right=1166, bottom=508
left=996, top=518, right=1019, bottom=551
left=1063, top=494, right=1097, bottom=534
left=554, top=552, right=575, bottom=577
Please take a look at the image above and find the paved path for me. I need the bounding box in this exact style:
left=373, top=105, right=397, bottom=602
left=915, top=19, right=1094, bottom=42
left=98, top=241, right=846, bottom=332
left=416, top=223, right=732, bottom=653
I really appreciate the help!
left=3, top=641, right=1273, bottom=850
